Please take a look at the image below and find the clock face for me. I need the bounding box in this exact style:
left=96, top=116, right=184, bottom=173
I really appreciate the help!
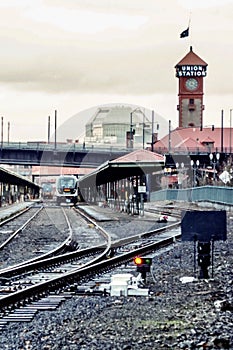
left=185, top=78, right=198, bottom=91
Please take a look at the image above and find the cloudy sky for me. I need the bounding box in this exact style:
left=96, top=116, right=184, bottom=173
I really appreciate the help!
left=0, top=0, right=232, bottom=142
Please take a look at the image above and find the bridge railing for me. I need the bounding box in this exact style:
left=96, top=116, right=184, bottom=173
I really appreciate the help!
left=0, top=141, right=131, bottom=153
left=150, top=185, right=233, bottom=206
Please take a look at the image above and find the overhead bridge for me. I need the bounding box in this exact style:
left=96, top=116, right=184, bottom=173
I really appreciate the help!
left=0, top=142, right=130, bottom=168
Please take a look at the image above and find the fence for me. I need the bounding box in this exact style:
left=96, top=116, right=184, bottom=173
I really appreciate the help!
left=150, top=185, right=233, bottom=206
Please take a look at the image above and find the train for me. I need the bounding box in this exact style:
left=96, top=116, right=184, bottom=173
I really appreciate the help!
left=55, top=175, right=79, bottom=205
left=41, top=182, right=54, bottom=200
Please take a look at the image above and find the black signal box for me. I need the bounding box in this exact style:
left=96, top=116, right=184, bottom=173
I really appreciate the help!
left=181, top=210, right=227, bottom=242
left=134, top=257, right=152, bottom=273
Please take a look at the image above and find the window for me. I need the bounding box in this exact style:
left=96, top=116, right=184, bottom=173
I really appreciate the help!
left=188, top=99, right=195, bottom=111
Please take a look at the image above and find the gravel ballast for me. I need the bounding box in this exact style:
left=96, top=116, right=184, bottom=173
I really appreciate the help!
left=0, top=204, right=232, bottom=349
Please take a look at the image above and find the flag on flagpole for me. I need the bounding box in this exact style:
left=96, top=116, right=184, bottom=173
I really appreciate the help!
left=180, top=27, right=189, bottom=38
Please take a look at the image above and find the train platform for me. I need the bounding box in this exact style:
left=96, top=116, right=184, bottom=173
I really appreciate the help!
left=77, top=204, right=120, bottom=221
left=0, top=201, right=38, bottom=222
left=77, top=202, right=166, bottom=222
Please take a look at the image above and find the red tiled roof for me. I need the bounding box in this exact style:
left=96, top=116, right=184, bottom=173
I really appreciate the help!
left=201, top=136, right=215, bottom=143
left=175, top=46, right=208, bottom=67
left=112, top=149, right=164, bottom=163
left=154, top=127, right=232, bottom=153
left=175, top=137, right=205, bottom=149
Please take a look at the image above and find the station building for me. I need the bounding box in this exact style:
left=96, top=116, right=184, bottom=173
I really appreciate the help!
left=152, top=46, right=232, bottom=187
left=79, top=46, right=233, bottom=204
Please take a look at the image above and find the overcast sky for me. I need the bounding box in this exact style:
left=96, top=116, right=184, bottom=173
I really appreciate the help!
left=0, top=0, right=232, bottom=142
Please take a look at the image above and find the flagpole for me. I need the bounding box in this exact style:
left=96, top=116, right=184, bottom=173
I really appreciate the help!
left=179, top=12, right=192, bottom=48
left=188, top=11, right=192, bottom=47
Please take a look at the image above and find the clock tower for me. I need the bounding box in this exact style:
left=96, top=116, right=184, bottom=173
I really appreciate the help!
left=175, top=46, right=208, bottom=128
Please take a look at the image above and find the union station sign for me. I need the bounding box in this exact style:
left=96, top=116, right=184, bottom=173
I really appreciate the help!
left=176, top=65, right=207, bottom=77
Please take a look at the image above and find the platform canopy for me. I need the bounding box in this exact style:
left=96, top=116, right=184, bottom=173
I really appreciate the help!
left=0, top=166, right=40, bottom=190
left=79, top=149, right=165, bottom=187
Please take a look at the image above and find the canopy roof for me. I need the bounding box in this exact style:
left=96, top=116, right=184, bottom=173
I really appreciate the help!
left=0, top=166, right=40, bottom=190
left=79, top=149, right=164, bottom=187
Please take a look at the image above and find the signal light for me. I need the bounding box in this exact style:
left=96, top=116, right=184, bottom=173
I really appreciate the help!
left=134, top=257, right=152, bottom=266
left=197, top=242, right=211, bottom=268
left=133, top=256, right=152, bottom=273
left=134, top=257, right=143, bottom=265
left=197, top=242, right=211, bottom=279
left=198, top=242, right=210, bottom=255
left=198, top=255, right=210, bottom=267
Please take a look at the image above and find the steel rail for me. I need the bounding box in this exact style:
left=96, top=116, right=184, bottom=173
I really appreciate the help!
left=0, top=206, right=102, bottom=275
left=0, top=206, right=111, bottom=294
left=0, top=206, right=30, bottom=226
left=0, top=223, right=181, bottom=310
left=0, top=207, right=75, bottom=272
left=0, top=206, right=43, bottom=250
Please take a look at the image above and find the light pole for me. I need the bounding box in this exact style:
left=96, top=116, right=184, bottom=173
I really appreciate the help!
left=48, top=115, right=51, bottom=144
left=151, top=110, right=159, bottom=152
left=151, top=110, right=154, bottom=152
left=209, top=153, right=220, bottom=182
left=221, top=109, right=224, bottom=153
left=7, top=121, right=10, bottom=144
left=230, top=109, right=233, bottom=154
left=130, top=111, right=134, bottom=149
left=129, top=107, right=150, bottom=149
left=176, top=162, right=185, bottom=188
left=142, top=112, right=145, bottom=149
left=1, top=116, right=3, bottom=150
left=130, top=108, right=142, bottom=149
left=54, top=110, right=57, bottom=150
left=190, top=160, right=199, bottom=187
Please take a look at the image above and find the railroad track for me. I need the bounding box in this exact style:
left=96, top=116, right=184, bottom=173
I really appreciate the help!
left=0, top=204, right=181, bottom=327
left=0, top=205, right=42, bottom=250
left=145, top=201, right=219, bottom=219
left=0, top=205, right=110, bottom=308
left=0, top=205, right=81, bottom=271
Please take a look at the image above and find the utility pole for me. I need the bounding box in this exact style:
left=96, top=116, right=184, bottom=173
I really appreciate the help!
left=168, top=120, right=171, bottom=153
left=1, top=116, right=3, bottom=149
left=48, top=116, right=50, bottom=144
left=7, top=122, right=10, bottom=144
left=221, top=109, right=224, bottom=153
left=55, top=110, right=57, bottom=149
left=151, top=110, right=154, bottom=152
left=230, top=109, right=232, bottom=154
left=130, top=111, right=133, bottom=149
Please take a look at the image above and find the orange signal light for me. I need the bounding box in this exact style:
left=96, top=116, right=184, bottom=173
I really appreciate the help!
left=134, top=257, right=143, bottom=265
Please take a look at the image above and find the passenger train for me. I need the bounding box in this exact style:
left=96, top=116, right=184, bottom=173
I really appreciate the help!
left=41, top=182, right=54, bottom=200
left=55, top=175, right=78, bottom=205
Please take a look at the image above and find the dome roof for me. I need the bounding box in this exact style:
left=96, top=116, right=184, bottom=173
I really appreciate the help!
left=86, top=105, right=148, bottom=126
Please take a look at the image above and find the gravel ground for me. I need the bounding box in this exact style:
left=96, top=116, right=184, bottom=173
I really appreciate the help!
left=0, top=206, right=106, bottom=269
left=0, top=207, right=70, bottom=269
left=0, top=203, right=232, bottom=349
